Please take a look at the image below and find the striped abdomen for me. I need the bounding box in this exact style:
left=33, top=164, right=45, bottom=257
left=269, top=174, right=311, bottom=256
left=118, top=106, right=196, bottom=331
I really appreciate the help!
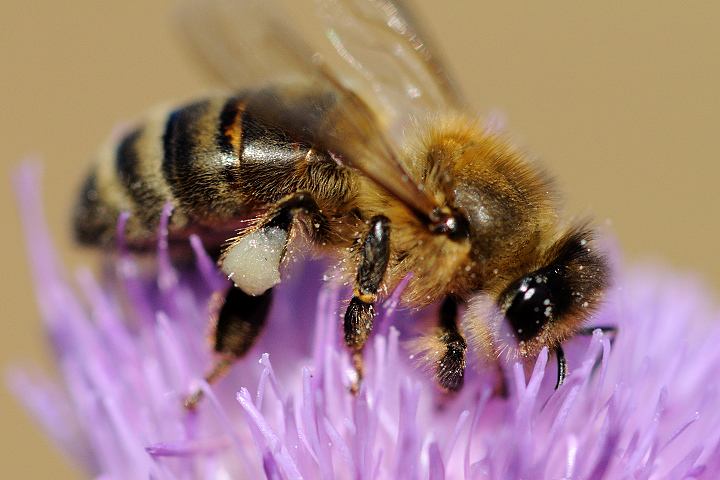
left=74, top=85, right=355, bottom=250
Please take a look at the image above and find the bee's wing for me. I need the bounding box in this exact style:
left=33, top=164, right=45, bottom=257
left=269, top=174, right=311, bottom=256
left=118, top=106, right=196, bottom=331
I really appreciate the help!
left=176, top=0, right=312, bottom=89
left=177, top=0, right=465, bottom=124
left=317, top=0, right=465, bottom=124
left=176, top=0, right=457, bottom=222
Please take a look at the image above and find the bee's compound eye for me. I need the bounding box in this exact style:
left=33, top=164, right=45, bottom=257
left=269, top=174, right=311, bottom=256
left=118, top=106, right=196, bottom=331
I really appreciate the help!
left=501, top=274, right=560, bottom=342
left=498, top=229, right=609, bottom=347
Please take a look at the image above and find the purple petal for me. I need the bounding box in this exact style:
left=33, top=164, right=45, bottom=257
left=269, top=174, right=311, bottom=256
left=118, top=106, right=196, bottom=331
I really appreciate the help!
left=10, top=163, right=720, bottom=479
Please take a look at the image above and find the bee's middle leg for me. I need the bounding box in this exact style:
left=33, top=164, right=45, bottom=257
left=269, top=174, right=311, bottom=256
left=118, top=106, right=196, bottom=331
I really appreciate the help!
left=344, top=215, right=391, bottom=394
left=185, top=192, right=327, bottom=409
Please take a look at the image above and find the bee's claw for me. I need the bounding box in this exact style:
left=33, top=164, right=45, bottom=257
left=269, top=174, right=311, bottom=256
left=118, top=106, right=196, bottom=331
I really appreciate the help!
left=349, top=381, right=360, bottom=396
left=350, top=351, right=364, bottom=395
left=182, top=355, right=235, bottom=410
left=184, top=389, right=204, bottom=411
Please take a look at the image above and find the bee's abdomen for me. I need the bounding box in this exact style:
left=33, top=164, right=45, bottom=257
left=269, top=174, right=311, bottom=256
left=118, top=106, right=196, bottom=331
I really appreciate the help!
left=161, top=97, right=252, bottom=224
left=75, top=96, right=252, bottom=247
left=73, top=170, right=118, bottom=246
left=74, top=87, right=354, bottom=249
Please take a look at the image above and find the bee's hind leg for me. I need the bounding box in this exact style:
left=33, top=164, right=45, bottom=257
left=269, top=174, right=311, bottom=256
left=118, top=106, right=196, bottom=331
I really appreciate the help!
left=344, top=215, right=391, bottom=394
left=219, top=192, right=330, bottom=297
left=184, top=287, right=272, bottom=410
left=185, top=191, right=328, bottom=409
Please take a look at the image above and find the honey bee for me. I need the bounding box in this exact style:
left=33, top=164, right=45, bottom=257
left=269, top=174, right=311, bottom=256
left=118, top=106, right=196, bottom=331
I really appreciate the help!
left=74, top=0, right=610, bottom=406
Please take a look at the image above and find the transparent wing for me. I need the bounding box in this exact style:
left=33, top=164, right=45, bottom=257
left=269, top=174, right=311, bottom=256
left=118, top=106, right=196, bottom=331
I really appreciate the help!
left=312, top=63, right=442, bottom=219
left=318, top=0, right=465, bottom=123
left=175, top=0, right=459, bottom=222
left=176, top=0, right=465, bottom=126
left=175, top=0, right=314, bottom=88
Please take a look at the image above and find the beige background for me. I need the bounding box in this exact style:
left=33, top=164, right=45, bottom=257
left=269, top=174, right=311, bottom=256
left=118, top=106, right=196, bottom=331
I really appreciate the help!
left=2, top=1, right=719, bottom=477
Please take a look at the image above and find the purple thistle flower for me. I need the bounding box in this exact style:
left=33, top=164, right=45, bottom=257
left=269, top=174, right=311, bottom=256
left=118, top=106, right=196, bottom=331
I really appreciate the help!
left=9, top=162, right=720, bottom=479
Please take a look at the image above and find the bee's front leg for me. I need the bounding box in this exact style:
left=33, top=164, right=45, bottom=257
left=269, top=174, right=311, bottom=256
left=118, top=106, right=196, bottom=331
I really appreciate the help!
left=344, top=215, right=391, bottom=395
left=185, top=192, right=327, bottom=409
left=434, top=296, right=467, bottom=392
left=406, top=296, right=468, bottom=394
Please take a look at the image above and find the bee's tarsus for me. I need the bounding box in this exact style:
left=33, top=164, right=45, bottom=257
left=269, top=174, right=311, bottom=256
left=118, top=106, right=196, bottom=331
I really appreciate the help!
left=435, top=296, right=467, bottom=392
left=350, top=351, right=364, bottom=395
left=183, top=357, right=233, bottom=411
left=344, top=297, right=376, bottom=350
left=184, top=287, right=273, bottom=409
left=213, top=288, right=272, bottom=356
left=184, top=389, right=204, bottom=411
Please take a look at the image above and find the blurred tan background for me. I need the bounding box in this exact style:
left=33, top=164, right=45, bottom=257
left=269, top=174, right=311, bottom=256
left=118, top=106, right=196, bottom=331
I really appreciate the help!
left=2, top=1, right=719, bottom=477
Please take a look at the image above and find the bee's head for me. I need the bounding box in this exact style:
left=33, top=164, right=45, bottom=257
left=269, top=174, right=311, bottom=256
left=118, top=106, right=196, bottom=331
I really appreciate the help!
left=462, top=227, right=610, bottom=360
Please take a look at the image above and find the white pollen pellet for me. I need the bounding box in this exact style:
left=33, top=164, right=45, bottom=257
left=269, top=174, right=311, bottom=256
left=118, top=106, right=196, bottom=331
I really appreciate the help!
left=221, top=227, right=288, bottom=296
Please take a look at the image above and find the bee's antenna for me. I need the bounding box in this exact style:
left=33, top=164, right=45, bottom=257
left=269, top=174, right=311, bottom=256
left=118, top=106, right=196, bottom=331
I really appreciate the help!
left=555, top=346, right=568, bottom=389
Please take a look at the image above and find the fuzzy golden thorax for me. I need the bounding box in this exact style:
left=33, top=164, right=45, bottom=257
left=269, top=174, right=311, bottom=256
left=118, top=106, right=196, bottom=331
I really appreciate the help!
left=360, top=115, right=559, bottom=307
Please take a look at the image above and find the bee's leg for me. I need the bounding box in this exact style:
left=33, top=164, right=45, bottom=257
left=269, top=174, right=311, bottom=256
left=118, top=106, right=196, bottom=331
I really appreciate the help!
left=434, top=296, right=468, bottom=392
left=344, top=215, right=391, bottom=394
left=184, top=287, right=273, bottom=410
left=186, top=192, right=327, bottom=409
left=219, top=191, right=329, bottom=296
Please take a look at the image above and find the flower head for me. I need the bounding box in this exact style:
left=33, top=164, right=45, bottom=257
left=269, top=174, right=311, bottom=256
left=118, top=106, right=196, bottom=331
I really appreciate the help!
left=10, top=163, right=720, bottom=479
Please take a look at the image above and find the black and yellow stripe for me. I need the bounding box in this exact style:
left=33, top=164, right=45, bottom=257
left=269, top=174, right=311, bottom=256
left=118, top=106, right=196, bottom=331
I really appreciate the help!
left=161, top=97, right=246, bottom=223
left=74, top=85, right=355, bottom=250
